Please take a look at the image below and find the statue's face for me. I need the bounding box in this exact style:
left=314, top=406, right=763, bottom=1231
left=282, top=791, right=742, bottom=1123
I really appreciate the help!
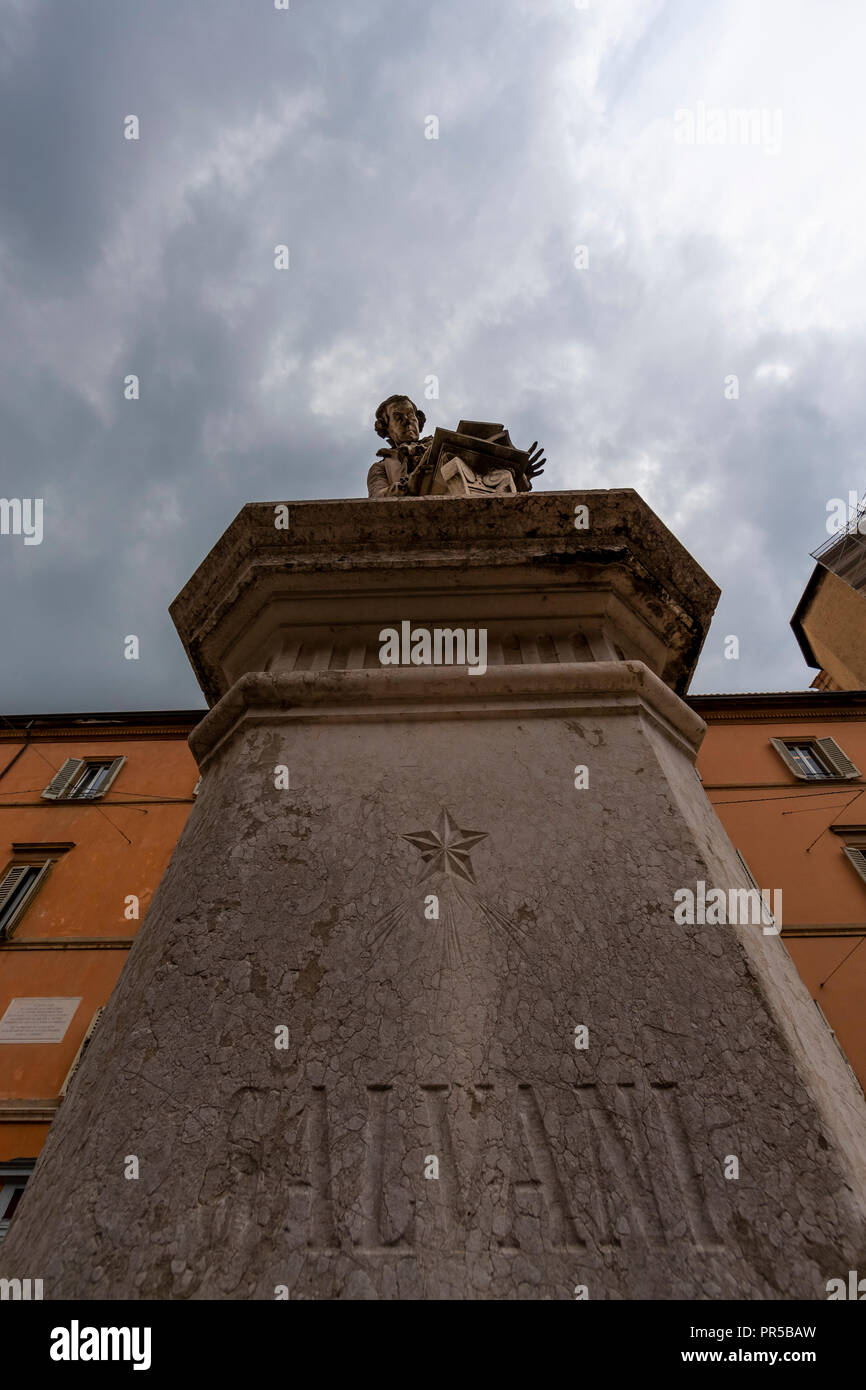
left=386, top=399, right=420, bottom=445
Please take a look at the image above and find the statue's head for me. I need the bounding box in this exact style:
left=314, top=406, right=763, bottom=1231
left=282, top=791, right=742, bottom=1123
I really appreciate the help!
left=375, top=395, right=426, bottom=447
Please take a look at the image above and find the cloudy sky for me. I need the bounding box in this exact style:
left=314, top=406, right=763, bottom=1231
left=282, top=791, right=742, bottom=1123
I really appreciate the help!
left=1, top=0, right=864, bottom=713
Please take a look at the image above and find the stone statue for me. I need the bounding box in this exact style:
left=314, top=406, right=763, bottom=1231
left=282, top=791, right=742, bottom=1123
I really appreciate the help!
left=367, top=395, right=434, bottom=499
left=367, top=395, right=546, bottom=499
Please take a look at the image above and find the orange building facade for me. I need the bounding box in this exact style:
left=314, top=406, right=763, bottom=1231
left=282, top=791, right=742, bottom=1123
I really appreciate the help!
left=0, top=711, right=200, bottom=1238
left=691, top=691, right=866, bottom=1095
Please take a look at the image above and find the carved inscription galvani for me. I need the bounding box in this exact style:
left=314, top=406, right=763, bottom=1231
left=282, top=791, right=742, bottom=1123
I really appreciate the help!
left=277, top=1080, right=719, bottom=1257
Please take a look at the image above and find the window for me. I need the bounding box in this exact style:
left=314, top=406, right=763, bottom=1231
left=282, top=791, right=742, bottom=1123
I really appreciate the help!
left=735, top=850, right=777, bottom=930
left=787, top=743, right=833, bottom=778
left=770, top=737, right=860, bottom=781
left=814, top=1001, right=863, bottom=1098
left=0, top=1161, right=35, bottom=1243
left=60, top=1008, right=104, bottom=1098
left=42, top=756, right=125, bottom=802
left=0, top=862, right=52, bottom=939
left=843, top=846, right=866, bottom=886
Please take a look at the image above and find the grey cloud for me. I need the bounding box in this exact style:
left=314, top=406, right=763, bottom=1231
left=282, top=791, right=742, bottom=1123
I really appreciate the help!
left=1, top=0, right=862, bottom=711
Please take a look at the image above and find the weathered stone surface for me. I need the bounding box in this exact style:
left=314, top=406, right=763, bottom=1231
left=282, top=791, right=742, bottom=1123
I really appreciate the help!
left=4, top=493, right=866, bottom=1300
left=169, top=490, right=719, bottom=703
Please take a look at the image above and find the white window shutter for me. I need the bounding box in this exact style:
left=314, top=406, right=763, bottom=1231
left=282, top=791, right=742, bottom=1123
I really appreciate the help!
left=41, top=758, right=85, bottom=800
left=0, top=860, right=52, bottom=938
left=96, top=756, right=126, bottom=797
left=736, top=850, right=761, bottom=893
left=769, top=738, right=807, bottom=779
left=60, top=1007, right=105, bottom=1098
left=735, top=850, right=776, bottom=928
left=814, top=999, right=863, bottom=1096
left=843, top=847, right=866, bottom=885
left=0, top=865, right=31, bottom=913
left=816, top=737, right=860, bottom=779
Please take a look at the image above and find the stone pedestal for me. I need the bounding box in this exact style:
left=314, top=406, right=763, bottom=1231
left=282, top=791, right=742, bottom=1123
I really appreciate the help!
left=4, top=491, right=866, bottom=1299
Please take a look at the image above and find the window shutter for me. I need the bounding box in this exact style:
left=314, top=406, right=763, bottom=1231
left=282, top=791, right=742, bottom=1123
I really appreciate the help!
left=843, top=846, right=866, bottom=885
left=816, top=737, right=860, bottom=779
left=736, top=850, right=776, bottom=928
left=60, top=1007, right=105, bottom=1098
left=735, top=850, right=761, bottom=892
left=192, top=777, right=202, bottom=798
left=0, top=861, right=52, bottom=939
left=96, top=756, right=126, bottom=797
left=814, top=999, right=863, bottom=1096
left=0, top=865, right=31, bottom=914
left=769, top=738, right=807, bottom=779
left=1, top=861, right=53, bottom=939
left=41, top=759, right=85, bottom=800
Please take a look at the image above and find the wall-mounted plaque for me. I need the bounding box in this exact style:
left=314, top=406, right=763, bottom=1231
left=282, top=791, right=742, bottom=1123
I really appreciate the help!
left=0, top=997, right=83, bottom=1044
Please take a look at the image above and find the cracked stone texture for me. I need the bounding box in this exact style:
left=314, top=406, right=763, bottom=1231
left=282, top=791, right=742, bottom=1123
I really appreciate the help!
left=4, top=492, right=866, bottom=1299
left=168, top=491, right=721, bottom=703
left=3, top=681, right=866, bottom=1299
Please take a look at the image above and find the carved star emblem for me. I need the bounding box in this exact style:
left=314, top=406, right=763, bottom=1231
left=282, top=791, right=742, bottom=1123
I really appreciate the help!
left=403, top=808, right=488, bottom=884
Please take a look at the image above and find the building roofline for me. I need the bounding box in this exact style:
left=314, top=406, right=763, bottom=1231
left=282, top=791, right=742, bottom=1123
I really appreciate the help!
left=789, top=563, right=823, bottom=670
left=688, top=689, right=866, bottom=716
left=4, top=691, right=866, bottom=729
left=0, top=710, right=206, bottom=737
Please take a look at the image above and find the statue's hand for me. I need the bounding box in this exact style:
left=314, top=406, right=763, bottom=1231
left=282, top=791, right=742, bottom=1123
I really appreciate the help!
left=403, top=442, right=433, bottom=494
left=525, top=442, right=546, bottom=480
left=406, top=462, right=430, bottom=495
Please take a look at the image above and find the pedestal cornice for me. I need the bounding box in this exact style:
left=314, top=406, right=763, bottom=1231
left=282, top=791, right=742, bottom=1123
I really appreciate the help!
left=170, top=491, right=719, bottom=707
left=190, top=660, right=707, bottom=767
